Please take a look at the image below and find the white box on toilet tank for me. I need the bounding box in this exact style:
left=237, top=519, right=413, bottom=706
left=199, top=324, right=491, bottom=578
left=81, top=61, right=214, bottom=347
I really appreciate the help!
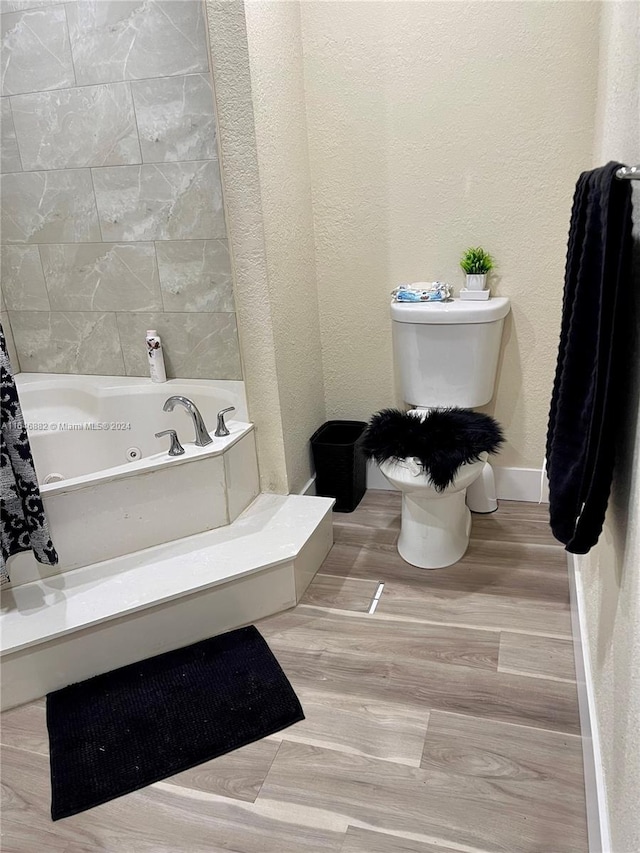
left=390, top=297, right=511, bottom=408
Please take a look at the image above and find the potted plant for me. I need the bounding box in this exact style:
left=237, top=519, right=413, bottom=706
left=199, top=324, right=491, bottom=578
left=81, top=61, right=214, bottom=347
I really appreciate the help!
left=460, top=247, right=494, bottom=291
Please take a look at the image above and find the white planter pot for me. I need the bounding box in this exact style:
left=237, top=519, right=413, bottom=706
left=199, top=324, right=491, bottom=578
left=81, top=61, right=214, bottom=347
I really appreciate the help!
left=466, top=273, right=487, bottom=291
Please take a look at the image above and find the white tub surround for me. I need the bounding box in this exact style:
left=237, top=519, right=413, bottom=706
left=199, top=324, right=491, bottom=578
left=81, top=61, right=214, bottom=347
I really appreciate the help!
left=7, top=374, right=258, bottom=585
left=1, top=494, right=334, bottom=711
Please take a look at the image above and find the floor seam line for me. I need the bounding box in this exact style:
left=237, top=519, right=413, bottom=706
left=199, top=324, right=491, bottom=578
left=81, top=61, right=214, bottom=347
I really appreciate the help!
left=426, top=709, right=584, bottom=738
left=253, top=738, right=284, bottom=803
left=0, top=742, right=49, bottom=758
left=497, top=666, right=577, bottom=684
left=294, top=604, right=570, bottom=638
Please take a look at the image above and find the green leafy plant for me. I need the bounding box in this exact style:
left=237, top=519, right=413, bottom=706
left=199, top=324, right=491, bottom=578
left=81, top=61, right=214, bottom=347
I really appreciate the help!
left=460, top=247, right=495, bottom=275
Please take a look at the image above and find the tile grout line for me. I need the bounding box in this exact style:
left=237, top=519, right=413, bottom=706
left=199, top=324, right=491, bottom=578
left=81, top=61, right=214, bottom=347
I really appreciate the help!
left=1, top=239, right=231, bottom=246
left=2, top=158, right=219, bottom=178
left=6, top=308, right=236, bottom=315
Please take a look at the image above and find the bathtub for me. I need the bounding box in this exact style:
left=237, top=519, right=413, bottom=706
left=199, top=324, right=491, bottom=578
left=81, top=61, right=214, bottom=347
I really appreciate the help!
left=0, top=374, right=334, bottom=711
left=6, top=374, right=259, bottom=586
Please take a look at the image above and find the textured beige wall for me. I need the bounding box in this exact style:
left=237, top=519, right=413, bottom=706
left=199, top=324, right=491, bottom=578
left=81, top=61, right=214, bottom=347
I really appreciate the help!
left=245, top=0, right=326, bottom=494
left=207, top=0, right=602, bottom=489
left=301, top=0, right=600, bottom=467
left=205, top=0, right=289, bottom=493
left=580, top=4, right=640, bottom=851
left=205, top=0, right=325, bottom=494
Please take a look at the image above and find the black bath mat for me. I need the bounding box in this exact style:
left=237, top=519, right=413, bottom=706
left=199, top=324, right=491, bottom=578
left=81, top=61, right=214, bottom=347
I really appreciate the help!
left=46, top=626, right=304, bottom=820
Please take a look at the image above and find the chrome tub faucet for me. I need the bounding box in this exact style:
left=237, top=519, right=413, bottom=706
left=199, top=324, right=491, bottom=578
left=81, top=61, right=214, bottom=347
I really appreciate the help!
left=162, top=395, right=213, bottom=447
left=155, top=429, right=185, bottom=456
left=215, top=406, right=235, bottom=437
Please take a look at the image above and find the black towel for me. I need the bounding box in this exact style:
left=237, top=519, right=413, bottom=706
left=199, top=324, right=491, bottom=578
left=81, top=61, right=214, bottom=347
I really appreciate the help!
left=546, top=162, right=634, bottom=554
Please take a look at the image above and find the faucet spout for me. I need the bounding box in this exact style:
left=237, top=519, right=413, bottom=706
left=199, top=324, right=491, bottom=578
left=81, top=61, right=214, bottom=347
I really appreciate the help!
left=163, top=395, right=213, bottom=447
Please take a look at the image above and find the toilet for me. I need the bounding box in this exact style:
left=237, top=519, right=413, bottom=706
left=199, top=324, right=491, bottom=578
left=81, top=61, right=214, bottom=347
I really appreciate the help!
left=381, top=297, right=511, bottom=569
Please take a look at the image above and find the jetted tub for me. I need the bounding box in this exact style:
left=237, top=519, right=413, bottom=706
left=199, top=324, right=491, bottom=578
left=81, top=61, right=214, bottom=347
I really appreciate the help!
left=6, top=374, right=259, bottom=586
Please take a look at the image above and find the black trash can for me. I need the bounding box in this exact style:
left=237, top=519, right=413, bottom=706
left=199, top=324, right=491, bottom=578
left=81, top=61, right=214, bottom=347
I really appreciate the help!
left=310, top=420, right=367, bottom=512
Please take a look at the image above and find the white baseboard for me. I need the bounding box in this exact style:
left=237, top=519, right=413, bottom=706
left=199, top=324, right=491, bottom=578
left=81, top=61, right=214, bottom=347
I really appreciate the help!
left=493, top=466, right=549, bottom=503
left=567, top=553, right=611, bottom=853
left=366, top=461, right=549, bottom=503
left=366, top=460, right=394, bottom=491
left=299, top=475, right=316, bottom=496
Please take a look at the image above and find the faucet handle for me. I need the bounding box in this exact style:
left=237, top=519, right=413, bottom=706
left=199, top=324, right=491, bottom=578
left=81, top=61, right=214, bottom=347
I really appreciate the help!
left=215, top=406, right=235, bottom=437
left=155, top=429, right=185, bottom=456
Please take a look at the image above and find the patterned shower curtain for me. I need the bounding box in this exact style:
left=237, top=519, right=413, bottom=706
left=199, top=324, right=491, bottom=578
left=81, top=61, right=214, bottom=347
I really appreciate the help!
left=1, top=323, right=58, bottom=585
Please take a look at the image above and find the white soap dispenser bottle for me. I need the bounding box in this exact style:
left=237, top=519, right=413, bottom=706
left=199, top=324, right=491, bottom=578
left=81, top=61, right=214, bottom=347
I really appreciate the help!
left=146, top=329, right=167, bottom=383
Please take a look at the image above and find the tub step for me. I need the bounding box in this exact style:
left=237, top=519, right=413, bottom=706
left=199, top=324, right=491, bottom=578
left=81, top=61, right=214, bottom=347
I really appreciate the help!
left=0, top=494, right=334, bottom=710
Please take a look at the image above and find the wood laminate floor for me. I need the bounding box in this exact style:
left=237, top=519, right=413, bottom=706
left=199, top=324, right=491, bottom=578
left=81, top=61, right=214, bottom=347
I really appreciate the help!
left=0, top=494, right=586, bottom=853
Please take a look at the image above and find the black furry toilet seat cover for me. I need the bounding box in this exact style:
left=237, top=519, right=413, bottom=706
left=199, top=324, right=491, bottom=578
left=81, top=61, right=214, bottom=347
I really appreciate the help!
left=361, top=408, right=504, bottom=492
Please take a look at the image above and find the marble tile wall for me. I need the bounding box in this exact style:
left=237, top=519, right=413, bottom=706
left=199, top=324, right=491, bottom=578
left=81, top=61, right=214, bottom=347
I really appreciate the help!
left=0, top=0, right=240, bottom=380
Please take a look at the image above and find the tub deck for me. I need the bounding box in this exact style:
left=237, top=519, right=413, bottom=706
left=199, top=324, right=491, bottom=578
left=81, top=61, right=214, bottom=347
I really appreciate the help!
left=1, top=494, right=334, bottom=709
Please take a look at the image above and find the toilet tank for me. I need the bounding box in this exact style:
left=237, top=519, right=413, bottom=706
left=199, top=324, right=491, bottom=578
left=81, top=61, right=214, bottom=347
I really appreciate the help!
left=391, top=297, right=511, bottom=408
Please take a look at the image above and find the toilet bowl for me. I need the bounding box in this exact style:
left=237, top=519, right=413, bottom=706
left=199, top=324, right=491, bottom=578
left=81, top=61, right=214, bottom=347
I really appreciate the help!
left=385, top=296, right=510, bottom=569
left=380, top=452, right=487, bottom=569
